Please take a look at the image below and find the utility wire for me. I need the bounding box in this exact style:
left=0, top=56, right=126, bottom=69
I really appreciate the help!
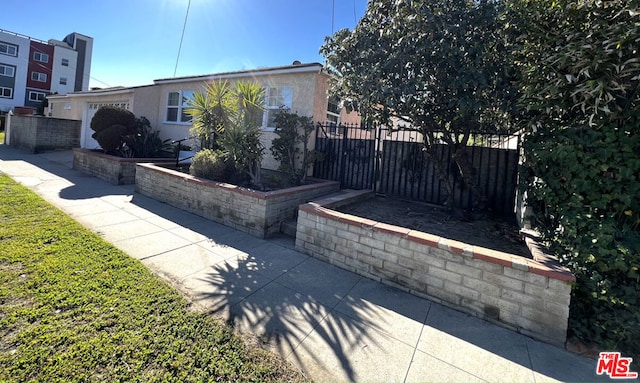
left=174, top=0, right=192, bottom=77
left=353, top=0, right=357, bottom=25
left=331, top=0, right=335, bottom=34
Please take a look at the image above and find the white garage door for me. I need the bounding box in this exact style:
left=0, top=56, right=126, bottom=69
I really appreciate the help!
left=82, top=101, right=131, bottom=149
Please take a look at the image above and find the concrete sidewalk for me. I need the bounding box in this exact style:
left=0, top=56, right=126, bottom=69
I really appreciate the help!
left=0, top=145, right=629, bottom=383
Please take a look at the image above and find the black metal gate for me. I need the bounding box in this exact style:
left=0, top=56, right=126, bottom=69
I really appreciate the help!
left=313, top=123, right=377, bottom=190
left=312, top=122, right=520, bottom=215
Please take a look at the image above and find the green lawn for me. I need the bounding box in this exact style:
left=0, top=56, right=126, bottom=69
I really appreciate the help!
left=0, top=131, right=4, bottom=144
left=0, top=174, right=303, bottom=382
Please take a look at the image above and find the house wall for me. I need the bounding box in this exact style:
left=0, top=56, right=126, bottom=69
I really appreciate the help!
left=150, top=69, right=324, bottom=171
left=47, top=64, right=360, bottom=172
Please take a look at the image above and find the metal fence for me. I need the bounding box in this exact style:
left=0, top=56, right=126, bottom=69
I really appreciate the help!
left=312, top=122, right=520, bottom=215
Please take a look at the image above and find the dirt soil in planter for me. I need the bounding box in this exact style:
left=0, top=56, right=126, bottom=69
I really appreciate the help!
left=336, top=196, right=531, bottom=258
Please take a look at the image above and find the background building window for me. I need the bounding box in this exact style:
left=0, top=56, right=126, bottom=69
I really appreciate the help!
left=0, top=64, right=15, bottom=77
left=31, top=72, right=47, bottom=82
left=60, top=77, right=67, bottom=85
left=28, top=91, right=46, bottom=102
left=0, top=86, right=12, bottom=98
left=61, top=58, right=69, bottom=66
left=0, top=42, right=17, bottom=57
left=264, top=86, right=293, bottom=128
left=165, top=90, right=194, bottom=123
left=33, top=52, right=49, bottom=63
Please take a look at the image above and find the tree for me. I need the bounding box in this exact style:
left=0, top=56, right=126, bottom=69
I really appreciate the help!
left=321, top=0, right=518, bottom=210
left=511, top=0, right=640, bottom=355
left=186, top=80, right=266, bottom=188
left=270, top=109, right=319, bottom=185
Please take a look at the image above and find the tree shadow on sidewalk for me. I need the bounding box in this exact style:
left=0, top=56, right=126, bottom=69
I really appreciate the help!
left=189, top=242, right=426, bottom=382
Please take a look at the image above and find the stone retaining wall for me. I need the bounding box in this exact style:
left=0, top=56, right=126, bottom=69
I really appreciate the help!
left=136, top=163, right=340, bottom=238
left=7, top=115, right=80, bottom=153
left=72, top=148, right=163, bottom=185
left=295, top=191, right=575, bottom=346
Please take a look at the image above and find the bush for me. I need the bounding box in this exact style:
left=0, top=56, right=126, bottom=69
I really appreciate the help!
left=270, top=109, right=319, bottom=186
left=121, top=117, right=173, bottom=158
left=190, top=149, right=234, bottom=182
left=513, top=0, right=640, bottom=356
left=90, top=106, right=137, bottom=153
left=92, top=124, right=127, bottom=154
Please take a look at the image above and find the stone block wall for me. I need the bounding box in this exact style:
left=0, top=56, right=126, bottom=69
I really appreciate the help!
left=8, top=115, right=80, bottom=153
left=135, top=163, right=340, bottom=238
left=295, top=192, right=575, bottom=346
left=72, top=148, right=162, bottom=185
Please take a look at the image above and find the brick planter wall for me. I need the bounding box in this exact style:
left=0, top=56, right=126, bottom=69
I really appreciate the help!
left=72, top=148, right=164, bottom=185
left=135, top=163, right=340, bottom=238
left=295, top=191, right=575, bottom=346
left=8, top=115, right=80, bottom=153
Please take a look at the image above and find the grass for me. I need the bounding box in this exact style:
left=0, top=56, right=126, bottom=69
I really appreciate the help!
left=0, top=131, right=4, bottom=144
left=0, top=174, right=303, bottom=382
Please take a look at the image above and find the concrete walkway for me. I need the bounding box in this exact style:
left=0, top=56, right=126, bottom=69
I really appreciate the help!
left=0, top=145, right=630, bottom=383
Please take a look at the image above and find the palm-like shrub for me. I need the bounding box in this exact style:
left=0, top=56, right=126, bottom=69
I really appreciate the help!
left=186, top=80, right=265, bottom=188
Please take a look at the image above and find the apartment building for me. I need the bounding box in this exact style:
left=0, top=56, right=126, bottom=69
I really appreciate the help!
left=0, top=29, right=92, bottom=114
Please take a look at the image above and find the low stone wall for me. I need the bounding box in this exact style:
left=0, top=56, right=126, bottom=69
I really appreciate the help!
left=72, top=148, right=164, bottom=185
left=135, top=163, right=340, bottom=238
left=295, top=191, right=575, bottom=346
left=8, top=115, right=80, bottom=153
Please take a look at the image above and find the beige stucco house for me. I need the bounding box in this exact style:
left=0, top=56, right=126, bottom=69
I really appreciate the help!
left=47, top=61, right=359, bottom=170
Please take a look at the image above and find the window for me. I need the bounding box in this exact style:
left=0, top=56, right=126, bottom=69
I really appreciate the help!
left=263, top=86, right=293, bottom=128
left=0, top=64, right=15, bottom=77
left=0, top=42, right=17, bottom=57
left=165, top=90, right=194, bottom=123
left=60, top=77, right=67, bottom=85
left=33, top=52, right=49, bottom=63
left=28, top=91, right=46, bottom=102
left=61, top=58, right=69, bottom=66
left=326, top=97, right=341, bottom=124
left=31, top=72, right=47, bottom=82
left=0, top=86, right=12, bottom=98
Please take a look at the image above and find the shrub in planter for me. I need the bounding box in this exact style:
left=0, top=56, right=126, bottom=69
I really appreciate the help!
left=90, top=106, right=137, bottom=153
left=121, top=117, right=173, bottom=158
left=190, top=149, right=234, bottom=182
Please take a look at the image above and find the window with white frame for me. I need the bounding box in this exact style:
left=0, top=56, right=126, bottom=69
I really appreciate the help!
left=0, top=64, right=15, bottom=77
left=28, top=91, right=46, bottom=102
left=33, top=52, right=49, bottom=63
left=31, top=72, right=47, bottom=82
left=326, top=97, right=341, bottom=124
left=263, top=86, right=293, bottom=128
left=0, top=42, right=17, bottom=57
left=165, top=90, right=194, bottom=123
left=61, top=58, right=69, bottom=66
left=0, top=86, right=12, bottom=98
left=60, top=77, right=67, bottom=85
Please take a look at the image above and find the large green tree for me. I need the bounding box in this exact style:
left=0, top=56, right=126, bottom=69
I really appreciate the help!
left=512, top=0, right=640, bottom=354
left=321, top=0, right=519, bottom=209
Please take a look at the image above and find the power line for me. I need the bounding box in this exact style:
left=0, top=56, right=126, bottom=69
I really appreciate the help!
left=174, top=0, right=192, bottom=77
left=353, top=0, right=357, bottom=25
left=331, top=0, right=335, bottom=34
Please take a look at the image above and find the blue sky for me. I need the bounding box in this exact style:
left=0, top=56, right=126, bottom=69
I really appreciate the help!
left=4, top=0, right=367, bottom=88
